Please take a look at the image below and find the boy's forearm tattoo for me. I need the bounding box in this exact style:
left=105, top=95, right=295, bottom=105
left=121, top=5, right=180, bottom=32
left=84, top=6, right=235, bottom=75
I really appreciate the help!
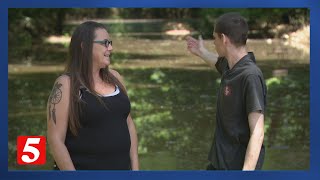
left=48, top=82, right=63, bottom=124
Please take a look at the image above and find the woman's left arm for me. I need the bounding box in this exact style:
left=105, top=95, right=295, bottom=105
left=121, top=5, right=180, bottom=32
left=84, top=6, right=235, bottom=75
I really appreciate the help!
left=127, top=114, right=139, bottom=170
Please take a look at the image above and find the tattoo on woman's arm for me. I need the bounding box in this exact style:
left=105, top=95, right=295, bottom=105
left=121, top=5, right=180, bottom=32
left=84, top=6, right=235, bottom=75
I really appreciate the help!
left=48, top=82, right=63, bottom=124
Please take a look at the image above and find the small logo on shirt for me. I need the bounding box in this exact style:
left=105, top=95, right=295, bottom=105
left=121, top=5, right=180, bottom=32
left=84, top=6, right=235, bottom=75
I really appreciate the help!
left=224, top=85, right=232, bottom=96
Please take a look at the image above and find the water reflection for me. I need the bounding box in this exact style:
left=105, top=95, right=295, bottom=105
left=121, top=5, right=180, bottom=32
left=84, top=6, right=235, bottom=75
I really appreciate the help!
left=8, top=62, right=309, bottom=170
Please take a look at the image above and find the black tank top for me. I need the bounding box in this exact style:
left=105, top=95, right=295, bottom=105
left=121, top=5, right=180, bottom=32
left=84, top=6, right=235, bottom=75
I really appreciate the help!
left=62, top=85, right=131, bottom=170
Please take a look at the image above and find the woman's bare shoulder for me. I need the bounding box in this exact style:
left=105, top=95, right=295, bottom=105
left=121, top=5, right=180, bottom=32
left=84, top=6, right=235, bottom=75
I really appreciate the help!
left=109, top=69, right=121, bottom=79
left=52, top=74, right=71, bottom=90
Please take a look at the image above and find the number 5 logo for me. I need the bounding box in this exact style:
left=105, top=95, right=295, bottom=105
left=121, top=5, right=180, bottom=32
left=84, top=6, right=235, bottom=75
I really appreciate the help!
left=17, top=136, right=46, bottom=165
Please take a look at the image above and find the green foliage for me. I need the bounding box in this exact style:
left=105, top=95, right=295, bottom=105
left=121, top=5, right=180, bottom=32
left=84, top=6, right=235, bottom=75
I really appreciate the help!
left=265, top=74, right=309, bottom=148
left=266, top=77, right=281, bottom=86
left=9, top=9, right=70, bottom=37
left=9, top=9, right=71, bottom=63
left=197, top=8, right=309, bottom=38
left=8, top=8, right=309, bottom=63
left=150, top=69, right=166, bottom=83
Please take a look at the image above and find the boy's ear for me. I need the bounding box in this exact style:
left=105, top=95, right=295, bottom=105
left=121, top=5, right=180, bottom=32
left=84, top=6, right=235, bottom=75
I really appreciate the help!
left=221, top=33, right=229, bottom=44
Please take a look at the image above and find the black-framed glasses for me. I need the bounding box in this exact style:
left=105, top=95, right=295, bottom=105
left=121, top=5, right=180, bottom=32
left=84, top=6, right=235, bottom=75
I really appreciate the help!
left=93, top=39, right=112, bottom=48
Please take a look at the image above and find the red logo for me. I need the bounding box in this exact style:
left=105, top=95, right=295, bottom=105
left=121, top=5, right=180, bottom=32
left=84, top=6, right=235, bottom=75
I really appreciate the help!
left=17, top=136, right=46, bottom=165
left=224, top=85, right=232, bottom=96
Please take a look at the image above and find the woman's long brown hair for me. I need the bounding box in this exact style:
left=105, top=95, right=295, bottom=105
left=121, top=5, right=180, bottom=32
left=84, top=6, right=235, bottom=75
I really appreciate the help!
left=65, top=21, right=126, bottom=136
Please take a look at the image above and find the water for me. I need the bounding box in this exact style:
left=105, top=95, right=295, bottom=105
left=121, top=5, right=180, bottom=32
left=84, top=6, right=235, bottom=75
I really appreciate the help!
left=8, top=61, right=309, bottom=170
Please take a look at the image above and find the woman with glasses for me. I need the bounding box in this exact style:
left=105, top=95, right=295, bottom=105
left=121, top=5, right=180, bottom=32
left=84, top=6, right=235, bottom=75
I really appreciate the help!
left=47, top=21, right=139, bottom=170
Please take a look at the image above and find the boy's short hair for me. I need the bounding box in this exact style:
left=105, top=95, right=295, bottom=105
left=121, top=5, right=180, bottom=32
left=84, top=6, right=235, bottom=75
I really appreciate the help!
left=214, top=12, right=248, bottom=47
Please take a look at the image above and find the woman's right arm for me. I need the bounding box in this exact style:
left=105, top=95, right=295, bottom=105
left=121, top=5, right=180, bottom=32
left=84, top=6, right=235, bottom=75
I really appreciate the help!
left=47, top=75, right=75, bottom=170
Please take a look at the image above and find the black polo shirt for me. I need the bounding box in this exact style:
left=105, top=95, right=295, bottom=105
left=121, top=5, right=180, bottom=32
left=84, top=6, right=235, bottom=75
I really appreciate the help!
left=208, top=52, right=267, bottom=170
